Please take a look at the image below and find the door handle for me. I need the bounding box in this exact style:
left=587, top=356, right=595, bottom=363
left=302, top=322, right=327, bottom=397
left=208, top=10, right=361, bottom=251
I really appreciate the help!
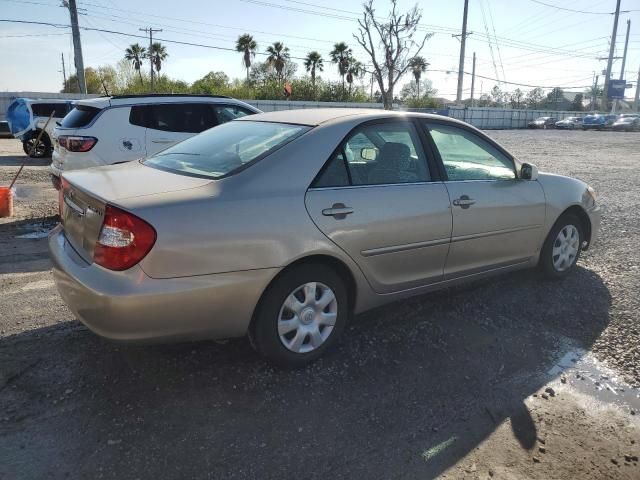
left=322, top=203, right=354, bottom=219
left=452, top=195, right=475, bottom=209
left=151, top=138, right=174, bottom=144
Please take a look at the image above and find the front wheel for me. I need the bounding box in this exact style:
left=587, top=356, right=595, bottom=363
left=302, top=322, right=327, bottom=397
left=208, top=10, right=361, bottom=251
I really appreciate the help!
left=249, top=264, right=349, bottom=367
left=539, top=214, right=583, bottom=278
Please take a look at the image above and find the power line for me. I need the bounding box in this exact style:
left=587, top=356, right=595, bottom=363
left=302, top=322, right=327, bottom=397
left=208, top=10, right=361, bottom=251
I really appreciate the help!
left=527, top=0, right=634, bottom=15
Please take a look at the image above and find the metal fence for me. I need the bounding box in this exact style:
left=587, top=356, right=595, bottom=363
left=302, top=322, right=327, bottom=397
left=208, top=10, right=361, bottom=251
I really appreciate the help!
left=1, top=92, right=586, bottom=130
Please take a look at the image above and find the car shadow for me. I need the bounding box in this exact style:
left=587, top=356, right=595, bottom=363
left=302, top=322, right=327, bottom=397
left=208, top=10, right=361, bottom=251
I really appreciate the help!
left=0, top=266, right=611, bottom=479
left=0, top=154, right=50, bottom=167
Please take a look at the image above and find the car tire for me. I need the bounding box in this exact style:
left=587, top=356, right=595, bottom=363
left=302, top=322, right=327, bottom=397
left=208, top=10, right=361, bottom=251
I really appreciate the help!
left=23, top=131, right=51, bottom=158
left=249, top=263, right=349, bottom=367
left=539, top=213, right=584, bottom=279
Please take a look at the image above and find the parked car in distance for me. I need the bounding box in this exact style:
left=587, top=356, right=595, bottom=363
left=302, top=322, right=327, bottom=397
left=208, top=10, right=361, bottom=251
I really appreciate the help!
left=50, top=109, right=600, bottom=366
left=0, top=121, right=12, bottom=139
left=6, top=98, right=74, bottom=158
left=50, top=94, right=261, bottom=188
left=582, top=114, right=617, bottom=130
left=555, top=116, right=582, bottom=129
left=611, top=116, right=640, bottom=132
left=527, top=117, right=557, bottom=129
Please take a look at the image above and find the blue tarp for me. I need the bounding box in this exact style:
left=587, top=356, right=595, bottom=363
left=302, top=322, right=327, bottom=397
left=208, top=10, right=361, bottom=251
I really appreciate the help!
left=6, top=98, right=31, bottom=136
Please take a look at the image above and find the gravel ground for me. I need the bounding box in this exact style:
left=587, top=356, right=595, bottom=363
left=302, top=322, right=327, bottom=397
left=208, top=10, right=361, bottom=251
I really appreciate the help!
left=0, top=132, right=639, bottom=479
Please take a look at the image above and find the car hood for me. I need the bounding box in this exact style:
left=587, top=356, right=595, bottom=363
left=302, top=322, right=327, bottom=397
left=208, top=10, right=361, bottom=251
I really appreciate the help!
left=62, top=161, right=212, bottom=202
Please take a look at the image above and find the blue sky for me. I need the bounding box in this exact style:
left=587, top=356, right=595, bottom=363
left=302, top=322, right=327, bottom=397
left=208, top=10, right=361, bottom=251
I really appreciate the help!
left=0, top=0, right=639, bottom=100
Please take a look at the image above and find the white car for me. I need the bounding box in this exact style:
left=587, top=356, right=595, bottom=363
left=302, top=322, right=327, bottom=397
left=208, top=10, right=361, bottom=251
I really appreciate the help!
left=50, top=94, right=261, bottom=188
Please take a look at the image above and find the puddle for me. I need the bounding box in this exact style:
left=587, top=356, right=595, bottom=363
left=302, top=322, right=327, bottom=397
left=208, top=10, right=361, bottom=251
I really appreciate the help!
left=14, top=222, right=55, bottom=239
left=548, top=348, right=640, bottom=413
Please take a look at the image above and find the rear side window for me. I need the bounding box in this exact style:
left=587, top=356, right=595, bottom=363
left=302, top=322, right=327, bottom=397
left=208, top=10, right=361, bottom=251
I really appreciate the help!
left=61, top=105, right=101, bottom=128
left=151, top=103, right=216, bottom=133
left=32, top=103, right=68, bottom=117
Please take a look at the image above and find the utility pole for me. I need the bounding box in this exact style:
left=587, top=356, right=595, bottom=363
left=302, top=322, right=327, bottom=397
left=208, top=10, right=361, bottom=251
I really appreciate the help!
left=67, top=0, right=86, bottom=93
left=140, top=27, right=163, bottom=90
left=602, top=0, right=621, bottom=112
left=470, top=52, right=476, bottom=107
left=634, top=66, right=640, bottom=111
left=61, top=53, right=67, bottom=91
left=455, top=0, right=469, bottom=104
left=620, top=18, right=631, bottom=80
left=592, top=75, right=599, bottom=110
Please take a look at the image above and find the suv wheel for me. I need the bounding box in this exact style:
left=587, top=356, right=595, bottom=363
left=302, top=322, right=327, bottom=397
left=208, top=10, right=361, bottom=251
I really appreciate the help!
left=23, top=132, right=51, bottom=158
left=249, top=264, right=348, bottom=367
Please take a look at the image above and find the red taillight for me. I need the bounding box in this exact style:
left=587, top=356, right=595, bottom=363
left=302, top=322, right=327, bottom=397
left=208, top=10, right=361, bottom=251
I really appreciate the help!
left=58, top=135, right=98, bottom=152
left=58, top=178, right=69, bottom=220
left=93, top=205, right=156, bottom=271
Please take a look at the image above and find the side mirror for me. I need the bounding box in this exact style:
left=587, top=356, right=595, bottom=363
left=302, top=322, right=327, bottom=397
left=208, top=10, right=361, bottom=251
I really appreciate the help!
left=360, top=147, right=377, bottom=161
left=520, top=163, right=539, bottom=181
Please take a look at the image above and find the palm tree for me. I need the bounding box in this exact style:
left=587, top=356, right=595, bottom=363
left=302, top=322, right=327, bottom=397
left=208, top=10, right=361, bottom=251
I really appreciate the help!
left=409, top=56, right=429, bottom=98
left=265, top=42, right=290, bottom=83
left=329, top=42, right=352, bottom=90
left=147, top=42, right=168, bottom=74
left=346, top=59, right=362, bottom=96
left=124, top=43, right=146, bottom=85
left=304, top=51, right=324, bottom=94
left=236, top=34, right=257, bottom=81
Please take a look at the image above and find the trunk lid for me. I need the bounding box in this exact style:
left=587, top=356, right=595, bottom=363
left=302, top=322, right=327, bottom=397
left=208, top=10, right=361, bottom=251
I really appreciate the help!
left=61, top=161, right=211, bottom=263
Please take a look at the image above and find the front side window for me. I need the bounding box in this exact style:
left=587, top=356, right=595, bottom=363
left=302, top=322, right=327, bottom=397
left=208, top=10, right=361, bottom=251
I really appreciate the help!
left=313, top=122, right=430, bottom=188
left=426, top=124, right=515, bottom=181
left=144, top=120, right=309, bottom=179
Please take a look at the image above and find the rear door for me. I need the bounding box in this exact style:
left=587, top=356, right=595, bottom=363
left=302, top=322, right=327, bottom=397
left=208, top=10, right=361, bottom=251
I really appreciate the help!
left=423, top=121, right=545, bottom=277
left=305, top=119, right=452, bottom=294
left=144, top=103, right=217, bottom=156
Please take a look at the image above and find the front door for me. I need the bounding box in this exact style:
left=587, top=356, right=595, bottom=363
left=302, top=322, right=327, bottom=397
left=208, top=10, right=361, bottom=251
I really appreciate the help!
left=305, top=120, right=452, bottom=294
left=424, top=122, right=546, bottom=277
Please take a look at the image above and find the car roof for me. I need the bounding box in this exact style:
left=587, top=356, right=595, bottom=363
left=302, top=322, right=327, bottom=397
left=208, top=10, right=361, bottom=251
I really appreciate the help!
left=236, top=108, right=460, bottom=127
left=73, top=94, right=254, bottom=110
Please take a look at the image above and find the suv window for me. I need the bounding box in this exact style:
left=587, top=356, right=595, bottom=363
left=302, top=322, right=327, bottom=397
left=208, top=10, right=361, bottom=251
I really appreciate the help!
left=314, top=122, right=430, bottom=187
left=152, top=103, right=216, bottom=133
left=213, top=105, right=254, bottom=124
left=426, top=124, right=515, bottom=181
left=32, top=103, right=68, bottom=117
left=61, top=105, right=101, bottom=128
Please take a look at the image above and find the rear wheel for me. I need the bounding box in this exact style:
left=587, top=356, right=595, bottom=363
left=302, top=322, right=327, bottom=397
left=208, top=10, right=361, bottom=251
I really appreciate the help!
left=22, top=132, right=51, bottom=158
left=539, top=214, right=583, bottom=278
left=249, top=264, right=349, bottom=367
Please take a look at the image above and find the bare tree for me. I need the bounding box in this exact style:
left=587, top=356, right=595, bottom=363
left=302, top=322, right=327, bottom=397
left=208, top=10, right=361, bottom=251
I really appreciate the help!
left=354, top=0, right=432, bottom=110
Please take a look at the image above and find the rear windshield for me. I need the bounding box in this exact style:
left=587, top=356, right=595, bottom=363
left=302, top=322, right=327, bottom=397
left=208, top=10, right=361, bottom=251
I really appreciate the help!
left=61, top=105, right=101, bottom=128
left=143, top=120, right=310, bottom=179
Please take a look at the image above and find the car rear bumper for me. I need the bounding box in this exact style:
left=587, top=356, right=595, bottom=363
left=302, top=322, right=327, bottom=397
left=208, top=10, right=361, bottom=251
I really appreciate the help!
left=51, top=149, right=106, bottom=177
left=49, top=225, right=279, bottom=343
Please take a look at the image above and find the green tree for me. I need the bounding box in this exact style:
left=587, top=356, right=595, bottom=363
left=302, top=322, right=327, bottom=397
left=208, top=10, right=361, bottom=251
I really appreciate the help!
left=124, top=43, right=146, bottom=86
left=304, top=51, right=324, bottom=94
left=191, top=71, right=231, bottom=94
left=346, top=59, right=363, bottom=96
left=265, top=42, right=290, bottom=83
left=399, top=78, right=437, bottom=101
left=526, top=87, right=544, bottom=109
left=408, top=56, right=429, bottom=98
left=569, top=93, right=584, bottom=111
left=545, top=87, right=564, bottom=110
left=236, top=34, right=257, bottom=81
left=510, top=88, right=524, bottom=109
left=147, top=42, right=168, bottom=74
left=330, top=42, right=352, bottom=90
left=62, top=67, right=105, bottom=94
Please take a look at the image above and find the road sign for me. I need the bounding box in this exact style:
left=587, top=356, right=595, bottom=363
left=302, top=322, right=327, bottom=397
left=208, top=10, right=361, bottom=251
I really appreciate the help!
left=608, top=79, right=626, bottom=99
